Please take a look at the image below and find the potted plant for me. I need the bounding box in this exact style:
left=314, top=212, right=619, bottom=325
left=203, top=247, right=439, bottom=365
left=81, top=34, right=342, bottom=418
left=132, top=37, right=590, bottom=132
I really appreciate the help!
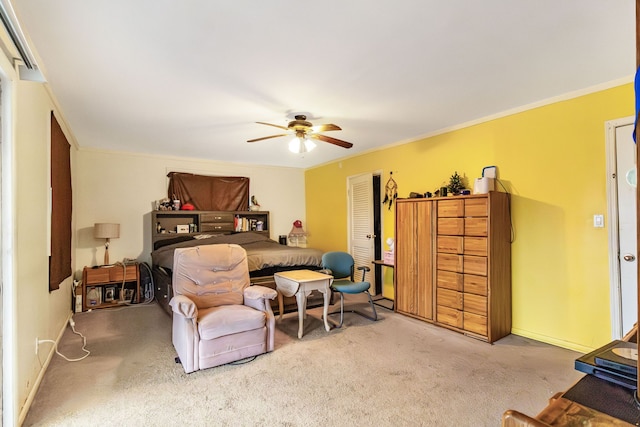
left=447, top=171, right=465, bottom=195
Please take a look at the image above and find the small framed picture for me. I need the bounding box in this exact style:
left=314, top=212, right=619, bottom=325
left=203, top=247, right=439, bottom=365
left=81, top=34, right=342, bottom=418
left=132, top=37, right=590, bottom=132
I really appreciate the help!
left=176, top=224, right=190, bottom=234
left=104, top=286, right=116, bottom=302
left=124, top=289, right=134, bottom=302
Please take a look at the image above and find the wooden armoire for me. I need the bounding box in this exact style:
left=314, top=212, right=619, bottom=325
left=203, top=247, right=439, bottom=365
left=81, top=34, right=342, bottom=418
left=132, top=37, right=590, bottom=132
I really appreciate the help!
left=394, top=191, right=512, bottom=343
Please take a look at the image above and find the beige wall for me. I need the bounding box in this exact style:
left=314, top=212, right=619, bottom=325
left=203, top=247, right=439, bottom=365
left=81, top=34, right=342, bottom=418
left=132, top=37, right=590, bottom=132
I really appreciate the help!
left=14, top=79, right=76, bottom=422
left=73, top=149, right=306, bottom=272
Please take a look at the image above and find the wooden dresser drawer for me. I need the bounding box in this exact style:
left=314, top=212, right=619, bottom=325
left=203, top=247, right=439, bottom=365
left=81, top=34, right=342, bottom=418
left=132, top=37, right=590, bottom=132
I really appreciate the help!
left=200, top=222, right=234, bottom=232
left=437, top=270, right=463, bottom=291
left=464, top=293, right=487, bottom=316
left=464, top=311, right=488, bottom=336
left=464, top=198, right=488, bottom=217
left=438, top=218, right=464, bottom=235
left=463, top=255, right=487, bottom=276
left=463, top=274, right=487, bottom=296
left=85, top=265, right=137, bottom=284
left=110, top=265, right=137, bottom=282
left=437, top=199, right=464, bottom=217
left=437, top=288, right=463, bottom=310
left=200, top=212, right=234, bottom=223
left=464, top=217, right=488, bottom=236
left=437, top=253, right=463, bottom=273
left=84, top=267, right=111, bottom=284
left=463, top=237, right=487, bottom=256
left=437, top=305, right=463, bottom=328
left=437, top=236, right=463, bottom=254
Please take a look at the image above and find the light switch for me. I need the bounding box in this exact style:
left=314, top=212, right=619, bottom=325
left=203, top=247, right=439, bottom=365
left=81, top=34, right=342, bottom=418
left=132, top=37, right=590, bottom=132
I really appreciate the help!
left=593, top=214, right=604, bottom=228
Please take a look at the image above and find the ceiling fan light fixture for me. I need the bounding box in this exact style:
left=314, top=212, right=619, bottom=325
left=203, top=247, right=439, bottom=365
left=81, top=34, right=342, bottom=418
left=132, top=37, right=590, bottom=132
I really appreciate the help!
left=288, top=136, right=316, bottom=153
left=288, top=136, right=302, bottom=153
left=304, top=138, right=316, bottom=152
left=250, top=115, right=352, bottom=150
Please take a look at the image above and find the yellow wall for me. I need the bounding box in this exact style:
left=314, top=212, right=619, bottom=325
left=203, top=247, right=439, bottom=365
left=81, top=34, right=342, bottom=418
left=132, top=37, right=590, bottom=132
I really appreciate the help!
left=306, top=83, right=633, bottom=352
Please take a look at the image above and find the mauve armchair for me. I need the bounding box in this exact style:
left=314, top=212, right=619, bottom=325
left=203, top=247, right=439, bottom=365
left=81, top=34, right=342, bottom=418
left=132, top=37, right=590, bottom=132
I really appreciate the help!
left=169, top=244, right=277, bottom=373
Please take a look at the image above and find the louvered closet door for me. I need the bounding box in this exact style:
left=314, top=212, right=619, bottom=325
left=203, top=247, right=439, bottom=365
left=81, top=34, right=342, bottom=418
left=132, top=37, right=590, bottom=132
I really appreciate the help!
left=348, top=173, right=376, bottom=293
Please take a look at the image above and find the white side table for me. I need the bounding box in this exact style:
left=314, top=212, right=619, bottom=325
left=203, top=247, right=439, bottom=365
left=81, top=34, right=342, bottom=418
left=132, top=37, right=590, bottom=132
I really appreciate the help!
left=273, top=270, right=333, bottom=339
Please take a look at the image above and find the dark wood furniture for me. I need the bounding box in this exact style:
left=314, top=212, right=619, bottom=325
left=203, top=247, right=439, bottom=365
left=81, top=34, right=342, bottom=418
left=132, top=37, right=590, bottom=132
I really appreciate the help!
left=503, top=394, right=634, bottom=426
left=81, top=263, right=140, bottom=311
left=151, top=210, right=269, bottom=247
left=502, top=326, right=640, bottom=426
left=149, top=211, right=331, bottom=316
left=151, top=210, right=271, bottom=315
left=394, top=192, right=512, bottom=343
left=502, top=375, right=639, bottom=426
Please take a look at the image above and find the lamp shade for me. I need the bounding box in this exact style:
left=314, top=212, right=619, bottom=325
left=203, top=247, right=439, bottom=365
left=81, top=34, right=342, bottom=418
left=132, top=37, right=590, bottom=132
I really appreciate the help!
left=94, top=223, right=120, bottom=239
left=288, top=221, right=307, bottom=248
left=288, top=136, right=316, bottom=154
left=288, top=226, right=307, bottom=237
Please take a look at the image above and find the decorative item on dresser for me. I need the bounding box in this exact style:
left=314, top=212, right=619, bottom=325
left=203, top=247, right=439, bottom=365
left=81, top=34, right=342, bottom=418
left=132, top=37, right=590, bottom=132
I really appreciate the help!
left=394, top=191, right=511, bottom=343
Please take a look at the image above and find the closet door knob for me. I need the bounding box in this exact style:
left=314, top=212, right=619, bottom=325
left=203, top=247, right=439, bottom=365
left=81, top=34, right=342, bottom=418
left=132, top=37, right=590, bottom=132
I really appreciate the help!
left=623, top=254, right=636, bottom=262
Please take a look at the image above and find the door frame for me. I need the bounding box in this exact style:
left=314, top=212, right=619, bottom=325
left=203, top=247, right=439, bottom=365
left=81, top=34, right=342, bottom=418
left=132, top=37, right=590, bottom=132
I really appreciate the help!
left=605, top=115, right=635, bottom=339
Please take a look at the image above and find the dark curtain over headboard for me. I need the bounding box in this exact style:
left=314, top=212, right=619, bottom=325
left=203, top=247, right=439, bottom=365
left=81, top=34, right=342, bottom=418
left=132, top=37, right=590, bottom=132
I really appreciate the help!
left=167, top=172, right=249, bottom=211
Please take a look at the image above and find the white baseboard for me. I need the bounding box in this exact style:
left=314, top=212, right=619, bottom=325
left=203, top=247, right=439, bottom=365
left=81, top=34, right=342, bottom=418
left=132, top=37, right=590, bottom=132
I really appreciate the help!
left=511, top=328, right=594, bottom=354
left=18, top=310, right=74, bottom=425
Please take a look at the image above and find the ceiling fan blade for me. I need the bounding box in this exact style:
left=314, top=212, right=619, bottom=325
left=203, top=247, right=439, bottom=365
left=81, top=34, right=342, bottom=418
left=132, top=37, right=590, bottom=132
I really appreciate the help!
left=247, top=134, right=288, bottom=142
left=256, top=121, right=288, bottom=131
left=309, top=133, right=353, bottom=149
left=312, top=123, right=342, bottom=132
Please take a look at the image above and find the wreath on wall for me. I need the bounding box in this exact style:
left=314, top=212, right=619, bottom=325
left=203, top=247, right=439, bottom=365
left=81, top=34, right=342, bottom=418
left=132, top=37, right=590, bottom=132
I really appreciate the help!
left=382, top=172, right=398, bottom=210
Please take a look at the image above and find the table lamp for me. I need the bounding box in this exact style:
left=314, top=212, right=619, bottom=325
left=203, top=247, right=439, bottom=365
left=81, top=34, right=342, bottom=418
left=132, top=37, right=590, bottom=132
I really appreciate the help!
left=94, top=223, right=120, bottom=265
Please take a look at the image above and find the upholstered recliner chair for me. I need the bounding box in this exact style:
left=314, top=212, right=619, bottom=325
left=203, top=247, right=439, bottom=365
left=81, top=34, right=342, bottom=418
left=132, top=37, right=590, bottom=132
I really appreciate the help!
left=169, top=244, right=277, bottom=373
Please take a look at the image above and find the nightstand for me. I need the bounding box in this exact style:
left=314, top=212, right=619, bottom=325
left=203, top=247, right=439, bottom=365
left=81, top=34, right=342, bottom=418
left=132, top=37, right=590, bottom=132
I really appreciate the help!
left=81, top=263, right=140, bottom=311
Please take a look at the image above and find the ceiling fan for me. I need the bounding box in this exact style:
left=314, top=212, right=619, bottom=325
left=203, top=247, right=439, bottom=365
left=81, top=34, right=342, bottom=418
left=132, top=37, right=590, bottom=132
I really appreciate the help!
left=247, top=115, right=353, bottom=153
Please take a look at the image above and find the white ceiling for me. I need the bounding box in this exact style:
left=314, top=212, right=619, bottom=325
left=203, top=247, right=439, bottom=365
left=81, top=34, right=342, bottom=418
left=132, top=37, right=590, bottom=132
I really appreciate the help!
left=12, top=1, right=636, bottom=169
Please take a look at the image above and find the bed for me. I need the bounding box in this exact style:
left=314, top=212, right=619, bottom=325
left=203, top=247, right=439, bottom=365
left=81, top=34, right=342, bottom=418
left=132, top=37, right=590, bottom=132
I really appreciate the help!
left=151, top=232, right=326, bottom=315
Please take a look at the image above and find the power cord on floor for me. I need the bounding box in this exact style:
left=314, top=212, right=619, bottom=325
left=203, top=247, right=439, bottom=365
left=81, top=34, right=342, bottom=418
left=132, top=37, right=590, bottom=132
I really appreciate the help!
left=38, top=317, right=90, bottom=362
left=229, top=356, right=257, bottom=365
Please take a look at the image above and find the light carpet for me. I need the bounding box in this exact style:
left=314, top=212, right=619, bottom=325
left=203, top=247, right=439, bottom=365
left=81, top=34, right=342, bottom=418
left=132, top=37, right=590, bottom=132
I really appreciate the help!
left=24, top=300, right=582, bottom=426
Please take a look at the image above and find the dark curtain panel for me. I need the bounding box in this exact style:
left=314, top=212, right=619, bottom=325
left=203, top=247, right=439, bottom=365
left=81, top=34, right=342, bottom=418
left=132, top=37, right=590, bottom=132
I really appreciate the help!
left=167, top=172, right=249, bottom=211
left=49, top=113, right=72, bottom=291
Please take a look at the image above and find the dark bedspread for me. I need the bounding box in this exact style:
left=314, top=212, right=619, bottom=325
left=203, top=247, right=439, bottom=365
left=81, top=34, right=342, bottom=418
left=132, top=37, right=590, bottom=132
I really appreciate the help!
left=151, top=232, right=323, bottom=273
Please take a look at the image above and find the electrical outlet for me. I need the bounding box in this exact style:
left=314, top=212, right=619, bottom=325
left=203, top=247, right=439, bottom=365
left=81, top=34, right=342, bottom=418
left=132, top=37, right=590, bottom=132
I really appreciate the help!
left=75, top=295, right=82, bottom=313
left=35, top=337, right=39, bottom=355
